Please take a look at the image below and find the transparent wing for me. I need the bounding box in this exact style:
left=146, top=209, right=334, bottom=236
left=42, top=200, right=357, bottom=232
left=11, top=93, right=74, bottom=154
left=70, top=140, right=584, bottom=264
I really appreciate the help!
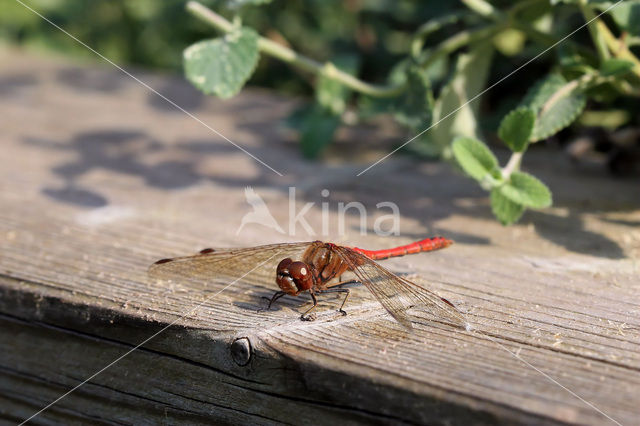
left=332, top=245, right=468, bottom=329
left=148, top=242, right=312, bottom=289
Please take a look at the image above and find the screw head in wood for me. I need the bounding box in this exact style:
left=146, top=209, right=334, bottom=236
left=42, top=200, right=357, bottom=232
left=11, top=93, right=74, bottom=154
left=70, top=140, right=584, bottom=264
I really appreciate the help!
left=230, top=337, right=252, bottom=366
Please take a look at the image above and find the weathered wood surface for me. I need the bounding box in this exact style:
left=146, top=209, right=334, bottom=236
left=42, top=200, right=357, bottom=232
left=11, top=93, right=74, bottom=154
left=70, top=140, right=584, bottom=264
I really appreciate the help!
left=0, top=48, right=638, bottom=425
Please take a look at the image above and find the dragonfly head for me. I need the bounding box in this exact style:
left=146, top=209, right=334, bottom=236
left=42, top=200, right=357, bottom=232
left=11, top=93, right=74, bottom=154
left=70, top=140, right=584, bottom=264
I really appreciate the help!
left=276, top=258, right=314, bottom=295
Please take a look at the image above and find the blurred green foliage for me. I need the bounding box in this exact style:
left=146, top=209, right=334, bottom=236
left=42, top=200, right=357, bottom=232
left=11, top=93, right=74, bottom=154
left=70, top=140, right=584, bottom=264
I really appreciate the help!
left=1, top=0, right=211, bottom=69
left=179, top=0, right=639, bottom=224
left=1, top=0, right=459, bottom=95
left=3, top=0, right=639, bottom=225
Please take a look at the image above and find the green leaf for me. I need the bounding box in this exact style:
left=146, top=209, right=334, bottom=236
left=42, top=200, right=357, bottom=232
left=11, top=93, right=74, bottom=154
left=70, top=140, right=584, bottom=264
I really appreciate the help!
left=608, top=0, right=640, bottom=36
left=288, top=105, right=340, bottom=159
left=357, top=59, right=405, bottom=119
left=184, top=28, right=259, bottom=99
left=520, top=74, right=566, bottom=111
left=557, top=44, right=597, bottom=77
left=520, top=74, right=586, bottom=142
left=500, top=172, right=552, bottom=208
left=357, top=94, right=397, bottom=118
left=317, top=55, right=359, bottom=115
left=498, top=107, right=536, bottom=152
left=599, top=58, right=635, bottom=77
left=452, top=137, right=500, bottom=181
left=393, top=65, right=434, bottom=128
left=534, top=93, right=586, bottom=141
left=429, top=41, right=495, bottom=153
left=491, top=189, right=525, bottom=225
left=388, top=59, right=411, bottom=85
left=285, top=104, right=311, bottom=132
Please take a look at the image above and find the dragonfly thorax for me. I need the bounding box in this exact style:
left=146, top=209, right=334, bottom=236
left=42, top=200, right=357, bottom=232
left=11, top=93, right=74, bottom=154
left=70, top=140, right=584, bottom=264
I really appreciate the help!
left=302, top=242, right=349, bottom=285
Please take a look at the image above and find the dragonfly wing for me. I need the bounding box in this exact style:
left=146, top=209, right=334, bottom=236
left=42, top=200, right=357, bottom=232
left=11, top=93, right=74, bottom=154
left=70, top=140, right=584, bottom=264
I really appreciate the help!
left=148, top=242, right=312, bottom=289
left=332, top=245, right=467, bottom=329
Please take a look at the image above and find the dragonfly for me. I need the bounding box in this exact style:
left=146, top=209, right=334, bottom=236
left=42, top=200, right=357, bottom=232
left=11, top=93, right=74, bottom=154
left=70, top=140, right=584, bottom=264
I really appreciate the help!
left=148, top=237, right=468, bottom=329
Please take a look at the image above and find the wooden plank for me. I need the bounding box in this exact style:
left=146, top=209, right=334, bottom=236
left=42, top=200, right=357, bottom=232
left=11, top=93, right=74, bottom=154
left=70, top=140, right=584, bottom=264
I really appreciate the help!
left=0, top=47, right=638, bottom=425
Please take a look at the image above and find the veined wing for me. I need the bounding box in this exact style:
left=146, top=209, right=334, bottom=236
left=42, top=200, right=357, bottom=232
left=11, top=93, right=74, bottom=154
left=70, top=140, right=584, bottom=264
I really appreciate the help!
left=332, top=245, right=468, bottom=330
left=148, top=242, right=312, bottom=289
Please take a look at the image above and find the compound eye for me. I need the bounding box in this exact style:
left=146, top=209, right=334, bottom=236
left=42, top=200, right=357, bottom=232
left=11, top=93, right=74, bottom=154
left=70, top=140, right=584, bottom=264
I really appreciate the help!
left=277, top=258, right=293, bottom=273
left=288, top=262, right=313, bottom=291
left=287, top=261, right=309, bottom=280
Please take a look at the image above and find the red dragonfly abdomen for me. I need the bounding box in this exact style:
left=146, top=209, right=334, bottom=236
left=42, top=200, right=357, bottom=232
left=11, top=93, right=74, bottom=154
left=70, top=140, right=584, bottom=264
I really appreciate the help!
left=351, top=237, right=453, bottom=260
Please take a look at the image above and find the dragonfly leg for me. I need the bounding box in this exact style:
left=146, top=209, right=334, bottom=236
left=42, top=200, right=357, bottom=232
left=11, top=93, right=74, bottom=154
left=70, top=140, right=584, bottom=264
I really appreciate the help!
left=300, top=292, right=318, bottom=321
left=325, top=279, right=360, bottom=289
left=440, top=297, right=456, bottom=308
left=258, top=291, right=286, bottom=312
left=318, top=288, right=350, bottom=316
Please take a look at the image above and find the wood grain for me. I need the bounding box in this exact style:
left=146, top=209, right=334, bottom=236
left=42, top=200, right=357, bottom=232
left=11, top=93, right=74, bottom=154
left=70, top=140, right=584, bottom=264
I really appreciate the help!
left=0, top=48, right=638, bottom=425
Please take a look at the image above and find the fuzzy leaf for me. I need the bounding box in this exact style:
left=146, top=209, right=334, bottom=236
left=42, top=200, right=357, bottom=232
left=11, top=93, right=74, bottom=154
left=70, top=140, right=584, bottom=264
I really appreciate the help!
left=491, top=188, right=525, bottom=225
left=521, top=74, right=586, bottom=142
left=184, top=28, right=259, bottom=99
left=534, top=93, right=586, bottom=141
left=500, top=172, right=552, bottom=208
left=452, top=137, right=500, bottom=181
left=498, top=107, right=536, bottom=152
left=521, top=74, right=567, bottom=111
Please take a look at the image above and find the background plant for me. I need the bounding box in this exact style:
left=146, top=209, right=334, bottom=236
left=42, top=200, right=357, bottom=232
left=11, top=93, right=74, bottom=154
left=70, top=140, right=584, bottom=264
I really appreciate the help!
left=1, top=0, right=457, bottom=94
left=4, top=0, right=639, bottom=225
left=182, top=0, right=639, bottom=225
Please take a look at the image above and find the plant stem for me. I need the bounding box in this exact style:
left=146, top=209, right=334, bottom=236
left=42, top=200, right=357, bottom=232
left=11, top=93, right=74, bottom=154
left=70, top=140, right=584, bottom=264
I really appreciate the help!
left=186, top=1, right=404, bottom=97
left=188, top=1, right=234, bottom=32
left=592, top=17, right=640, bottom=78
left=417, top=24, right=503, bottom=69
left=411, top=12, right=471, bottom=58
left=502, top=151, right=523, bottom=178
left=579, top=0, right=611, bottom=61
